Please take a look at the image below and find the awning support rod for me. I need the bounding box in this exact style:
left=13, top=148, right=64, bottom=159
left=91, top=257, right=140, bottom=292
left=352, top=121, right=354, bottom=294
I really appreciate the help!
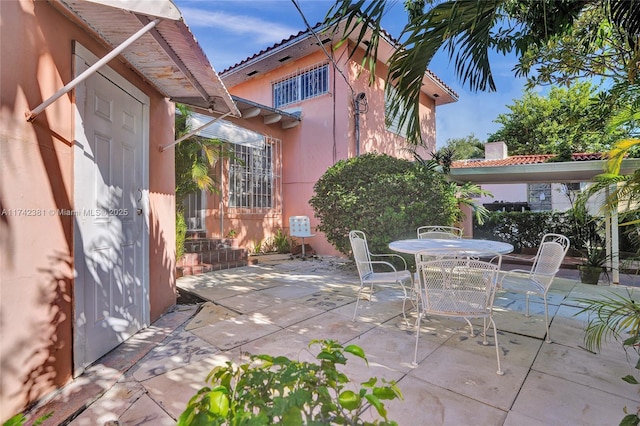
left=25, top=18, right=162, bottom=122
left=160, top=111, right=232, bottom=152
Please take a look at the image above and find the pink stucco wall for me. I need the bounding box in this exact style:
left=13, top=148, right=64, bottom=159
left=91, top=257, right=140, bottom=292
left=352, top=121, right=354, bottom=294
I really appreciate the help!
left=0, top=1, right=176, bottom=420
left=225, top=44, right=437, bottom=256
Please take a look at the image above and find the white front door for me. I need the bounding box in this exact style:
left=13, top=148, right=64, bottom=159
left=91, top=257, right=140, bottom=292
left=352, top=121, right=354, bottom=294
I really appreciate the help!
left=73, top=43, right=149, bottom=374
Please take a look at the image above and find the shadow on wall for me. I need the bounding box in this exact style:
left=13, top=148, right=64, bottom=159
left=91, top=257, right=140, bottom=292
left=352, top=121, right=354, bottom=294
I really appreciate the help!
left=0, top=250, right=73, bottom=419
left=150, top=200, right=177, bottom=319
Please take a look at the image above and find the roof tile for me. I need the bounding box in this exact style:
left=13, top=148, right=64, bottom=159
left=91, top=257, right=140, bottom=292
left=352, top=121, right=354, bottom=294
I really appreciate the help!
left=452, top=153, right=605, bottom=169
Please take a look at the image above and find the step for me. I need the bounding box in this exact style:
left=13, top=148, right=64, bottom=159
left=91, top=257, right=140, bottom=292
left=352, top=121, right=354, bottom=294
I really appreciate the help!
left=184, top=238, right=237, bottom=253
left=177, top=237, right=249, bottom=277
left=177, top=248, right=247, bottom=267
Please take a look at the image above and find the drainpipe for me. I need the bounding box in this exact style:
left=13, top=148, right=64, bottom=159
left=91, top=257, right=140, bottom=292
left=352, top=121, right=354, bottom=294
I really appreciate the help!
left=354, top=92, right=367, bottom=156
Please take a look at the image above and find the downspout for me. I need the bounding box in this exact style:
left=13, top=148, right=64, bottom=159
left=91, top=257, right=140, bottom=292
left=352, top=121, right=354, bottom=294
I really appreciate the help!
left=354, top=92, right=367, bottom=156
left=220, top=145, right=224, bottom=238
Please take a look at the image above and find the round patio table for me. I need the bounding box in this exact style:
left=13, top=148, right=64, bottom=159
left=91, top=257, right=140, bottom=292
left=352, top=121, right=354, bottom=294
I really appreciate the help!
left=389, top=238, right=514, bottom=257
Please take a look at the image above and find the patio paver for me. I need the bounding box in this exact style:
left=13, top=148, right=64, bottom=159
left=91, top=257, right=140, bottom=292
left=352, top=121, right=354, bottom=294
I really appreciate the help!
left=28, top=256, right=640, bottom=425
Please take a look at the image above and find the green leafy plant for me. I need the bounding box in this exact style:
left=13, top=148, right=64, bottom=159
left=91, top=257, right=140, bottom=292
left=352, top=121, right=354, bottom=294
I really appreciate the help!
left=3, top=412, right=52, bottom=426
left=271, top=228, right=291, bottom=254
left=250, top=239, right=263, bottom=255
left=226, top=230, right=238, bottom=239
left=178, top=339, right=402, bottom=425
left=176, top=210, right=187, bottom=261
left=310, top=153, right=458, bottom=256
left=575, top=292, right=640, bottom=425
left=581, top=245, right=608, bottom=268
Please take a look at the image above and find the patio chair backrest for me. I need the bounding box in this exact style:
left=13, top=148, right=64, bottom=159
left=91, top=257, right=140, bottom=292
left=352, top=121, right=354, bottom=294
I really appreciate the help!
left=416, top=253, right=501, bottom=317
left=417, top=225, right=463, bottom=240
left=530, top=233, right=570, bottom=289
left=289, top=216, right=314, bottom=238
left=349, top=230, right=373, bottom=280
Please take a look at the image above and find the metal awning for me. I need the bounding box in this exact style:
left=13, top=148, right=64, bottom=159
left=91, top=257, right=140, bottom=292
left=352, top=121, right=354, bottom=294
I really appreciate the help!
left=189, top=112, right=265, bottom=149
left=46, top=0, right=239, bottom=117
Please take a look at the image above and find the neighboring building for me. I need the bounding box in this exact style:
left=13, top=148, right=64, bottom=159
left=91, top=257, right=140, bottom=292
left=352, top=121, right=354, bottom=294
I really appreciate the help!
left=0, top=0, right=239, bottom=420
left=193, top=21, right=458, bottom=256
left=453, top=142, right=609, bottom=214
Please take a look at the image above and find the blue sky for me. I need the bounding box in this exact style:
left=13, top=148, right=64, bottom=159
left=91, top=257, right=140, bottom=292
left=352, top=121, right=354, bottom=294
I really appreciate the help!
left=173, top=0, right=528, bottom=148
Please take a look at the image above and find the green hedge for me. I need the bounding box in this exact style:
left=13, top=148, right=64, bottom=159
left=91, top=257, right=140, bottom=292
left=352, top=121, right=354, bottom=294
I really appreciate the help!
left=474, top=211, right=639, bottom=254
left=310, top=153, right=459, bottom=256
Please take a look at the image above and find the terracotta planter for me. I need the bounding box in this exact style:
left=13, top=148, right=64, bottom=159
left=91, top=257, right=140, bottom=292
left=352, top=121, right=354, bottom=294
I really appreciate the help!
left=579, top=265, right=603, bottom=285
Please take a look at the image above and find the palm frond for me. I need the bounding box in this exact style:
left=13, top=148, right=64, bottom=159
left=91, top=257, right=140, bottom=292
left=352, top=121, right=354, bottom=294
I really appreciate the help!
left=574, top=292, right=640, bottom=354
left=387, top=0, right=504, bottom=144
left=606, top=138, right=640, bottom=174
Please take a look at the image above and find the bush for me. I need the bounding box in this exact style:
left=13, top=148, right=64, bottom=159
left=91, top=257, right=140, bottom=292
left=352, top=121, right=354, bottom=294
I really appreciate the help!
left=474, top=211, right=575, bottom=251
left=309, top=153, right=458, bottom=255
left=472, top=210, right=639, bottom=254
left=176, top=210, right=187, bottom=261
left=178, top=339, right=402, bottom=425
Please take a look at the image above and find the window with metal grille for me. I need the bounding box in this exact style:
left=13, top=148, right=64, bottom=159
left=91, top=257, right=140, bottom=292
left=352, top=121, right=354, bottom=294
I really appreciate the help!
left=228, top=137, right=282, bottom=213
left=273, top=63, right=329, bottom=108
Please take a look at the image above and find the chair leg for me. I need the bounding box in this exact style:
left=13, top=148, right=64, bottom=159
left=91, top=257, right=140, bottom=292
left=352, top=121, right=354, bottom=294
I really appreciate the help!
left=399, top=279, right=408, bottom=322
left=301, top=238, right=306, bottom=258
left=352, top=284, right=364, bottom=321
left=412, top=312, right=423, bottom=366
left=544, top=297, right=551, bottom=343
left=489, top=316, right=504, bottom=375
left=464, top=318, right=475, bottom=337
left=525, top=294, right=531, bottom=317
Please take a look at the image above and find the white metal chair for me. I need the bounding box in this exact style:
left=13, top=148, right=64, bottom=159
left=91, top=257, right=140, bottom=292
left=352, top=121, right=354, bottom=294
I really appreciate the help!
left=499, top=233, right=570, bottom=343
left=414, top=250, right=504, bottom=375
left=349, top=230, right=412, bottom=322
left=417, top=225, right=463, bottom=239
left=289, top=216, right=315, bottom=258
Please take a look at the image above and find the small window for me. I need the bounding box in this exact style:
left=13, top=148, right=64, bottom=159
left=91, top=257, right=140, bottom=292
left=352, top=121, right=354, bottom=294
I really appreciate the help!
left=273, top=63, right=329, bottom=108
left=385, top=86, right=408, bottom=138
left=565, top=183, right=582, bottom=191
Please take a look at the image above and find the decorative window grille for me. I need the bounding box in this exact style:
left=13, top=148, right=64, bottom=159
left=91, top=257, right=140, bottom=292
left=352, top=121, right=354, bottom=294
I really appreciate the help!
left=273, top=63, right=329, bottom=108
left=183, top=190, right=205, bottom=230
left=228, top=137, right=282, bottom=214
left=385, top=86, right=409, bottom=138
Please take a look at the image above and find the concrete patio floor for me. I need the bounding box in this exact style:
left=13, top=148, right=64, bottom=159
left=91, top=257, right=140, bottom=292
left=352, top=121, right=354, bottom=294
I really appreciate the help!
left=28, top=255, right=640, bottom=425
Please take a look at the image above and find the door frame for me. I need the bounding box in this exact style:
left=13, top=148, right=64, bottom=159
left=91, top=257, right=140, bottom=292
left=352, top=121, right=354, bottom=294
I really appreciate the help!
left=72, top=42, right=150, bottom=375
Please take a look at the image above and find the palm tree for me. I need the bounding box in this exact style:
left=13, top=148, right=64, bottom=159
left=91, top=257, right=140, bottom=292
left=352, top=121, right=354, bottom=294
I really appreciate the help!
left=323, top=0, right=640, bottom=146
left=174, top=105, right=235, bottom=258
left=174, top=104, right=233, bottom=203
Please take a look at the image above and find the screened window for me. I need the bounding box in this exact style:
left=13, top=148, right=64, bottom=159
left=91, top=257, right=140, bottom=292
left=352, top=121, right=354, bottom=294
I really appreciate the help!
left=228, top=138, right=281, bottom=213
left=385, top=86, right=409, bottom=138
left=273, top=63, right=329, bottom=108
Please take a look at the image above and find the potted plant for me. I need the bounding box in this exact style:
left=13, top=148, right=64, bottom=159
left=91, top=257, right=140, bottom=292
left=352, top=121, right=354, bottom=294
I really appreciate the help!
left=578, top=245, right=607, bottom=285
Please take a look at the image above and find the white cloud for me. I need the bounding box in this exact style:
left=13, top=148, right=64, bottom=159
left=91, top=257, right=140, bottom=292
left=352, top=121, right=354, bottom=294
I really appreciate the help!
left=180, top=6, right=298, bottom=45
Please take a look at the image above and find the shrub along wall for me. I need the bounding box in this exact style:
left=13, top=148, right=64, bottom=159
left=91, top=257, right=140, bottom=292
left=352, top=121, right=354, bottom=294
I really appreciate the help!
left=473, top=211, right=639, bottom=255
left=310, top=153, right=459, bottom=256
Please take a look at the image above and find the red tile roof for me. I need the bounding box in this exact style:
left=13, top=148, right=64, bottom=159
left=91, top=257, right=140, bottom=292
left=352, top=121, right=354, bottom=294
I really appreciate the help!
left=452, top=153, right=605, bottom=169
